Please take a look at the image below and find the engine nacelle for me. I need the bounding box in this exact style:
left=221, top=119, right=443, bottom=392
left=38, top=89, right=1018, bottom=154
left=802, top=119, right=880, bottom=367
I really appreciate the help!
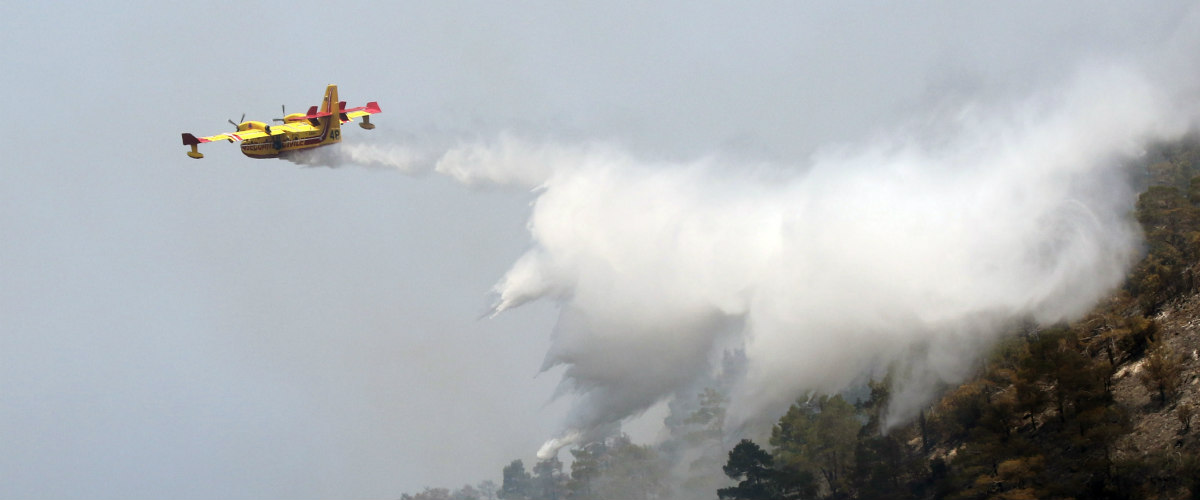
left=236, top=120, right=269, bottom=132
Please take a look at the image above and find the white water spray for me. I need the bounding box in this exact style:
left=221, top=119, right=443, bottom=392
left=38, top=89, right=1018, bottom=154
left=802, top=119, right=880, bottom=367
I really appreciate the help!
left=291, top=62, right=1197, bottom=459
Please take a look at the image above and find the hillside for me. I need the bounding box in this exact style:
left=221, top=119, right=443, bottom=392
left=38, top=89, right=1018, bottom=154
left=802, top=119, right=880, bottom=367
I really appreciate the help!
left=1111, top=292, right=1200, bottom=496
left=711, top=136, right=1200, bottom=500
left=402, top=136, right=1200, bottom=500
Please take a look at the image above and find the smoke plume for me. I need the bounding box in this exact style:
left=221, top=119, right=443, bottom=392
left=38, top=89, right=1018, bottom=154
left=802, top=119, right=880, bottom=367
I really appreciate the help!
left=291, top=61, right=1197, bottom=458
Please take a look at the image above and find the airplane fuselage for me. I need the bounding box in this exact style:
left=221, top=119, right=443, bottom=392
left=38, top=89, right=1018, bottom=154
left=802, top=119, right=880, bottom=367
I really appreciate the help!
left=237, top=121, right=340, bottom=158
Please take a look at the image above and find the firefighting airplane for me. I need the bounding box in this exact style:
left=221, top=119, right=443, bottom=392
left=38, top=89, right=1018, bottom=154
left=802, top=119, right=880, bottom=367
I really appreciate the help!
left=182, top=84, right=380, bottom=159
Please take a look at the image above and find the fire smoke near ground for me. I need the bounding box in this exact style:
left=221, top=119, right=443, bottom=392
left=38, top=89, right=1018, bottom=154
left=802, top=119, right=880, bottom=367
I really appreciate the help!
left=292, top=62, right=1197, bottom=460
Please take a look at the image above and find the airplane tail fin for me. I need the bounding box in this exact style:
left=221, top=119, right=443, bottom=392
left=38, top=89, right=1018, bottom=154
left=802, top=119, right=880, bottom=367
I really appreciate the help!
left=319, top=84, right=342, bottom=144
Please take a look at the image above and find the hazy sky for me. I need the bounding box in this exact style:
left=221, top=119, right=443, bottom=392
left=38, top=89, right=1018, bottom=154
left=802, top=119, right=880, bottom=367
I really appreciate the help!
left=2, top=2, right=1198, bottom=499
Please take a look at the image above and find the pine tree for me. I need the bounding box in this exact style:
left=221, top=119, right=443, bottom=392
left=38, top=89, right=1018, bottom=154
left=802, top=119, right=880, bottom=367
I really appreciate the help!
left=531, top=457, right=567, bottom=500
left=718, top=439, right=781, bottom=500
left=499, top=460, right=533, bottom=500
left=771, top=394, right=861, bottom=497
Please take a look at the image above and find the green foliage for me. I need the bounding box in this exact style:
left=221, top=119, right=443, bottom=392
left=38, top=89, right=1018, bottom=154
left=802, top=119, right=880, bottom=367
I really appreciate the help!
left=565, top=435, right=668, bottom=500
left=1142, top=136, right=1200, bottom=190
left=499, top=460, right=532, bottom=500
left=590, top=437, right=668, bottom=500
left=674, top=388, right=732, bottom=496
left=532, top=457, right=567, bottom=500
left=757, top=387, right=943, bottom=499
left=771, top=393, right=862, bottom=497
left=402, top=487, right=454, bottom=500
left=403, top=483, right=498, bottom=500
left=852, top=432, right=927, bottom=500
left=718, top=439, right=782, bottom=500
left=924, top=321, right=1136, bottom=499
left=931, top=379, right=997, bottom=444
left=1129, top=183, right=1200, bottom=312
left=566, top=442, right=606, bottom=500
left=686, top=388, right=728, bottom=431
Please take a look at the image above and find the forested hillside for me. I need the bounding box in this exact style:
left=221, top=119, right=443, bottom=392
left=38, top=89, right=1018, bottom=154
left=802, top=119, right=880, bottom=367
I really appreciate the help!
left=714, top=137, right=1200, bottom=500
left=401, top=136, right=1200, bottom=500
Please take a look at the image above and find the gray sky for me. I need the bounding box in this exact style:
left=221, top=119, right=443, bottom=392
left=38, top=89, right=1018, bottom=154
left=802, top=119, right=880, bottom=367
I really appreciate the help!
left=2, top=2, right=1198, bottom=498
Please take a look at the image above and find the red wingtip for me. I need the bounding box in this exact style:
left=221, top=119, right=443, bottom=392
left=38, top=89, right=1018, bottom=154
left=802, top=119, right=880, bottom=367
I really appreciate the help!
left=366, top=101, right=381, bottom=113
left=182, top=133, right=200, bottom=146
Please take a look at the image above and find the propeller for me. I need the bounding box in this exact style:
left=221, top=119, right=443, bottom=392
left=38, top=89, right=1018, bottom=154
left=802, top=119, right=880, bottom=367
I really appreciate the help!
left=228, top=113, right=245, bottom=130
left=273, top=105, right=286, bottom=123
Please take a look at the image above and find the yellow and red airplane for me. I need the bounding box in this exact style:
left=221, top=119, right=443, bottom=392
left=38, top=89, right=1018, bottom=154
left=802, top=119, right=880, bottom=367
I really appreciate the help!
left=182, top=84, right=380, bottom=159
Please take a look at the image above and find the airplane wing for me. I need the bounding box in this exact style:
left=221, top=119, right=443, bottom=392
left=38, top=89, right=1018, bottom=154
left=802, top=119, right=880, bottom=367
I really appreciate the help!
left=191, top=130, right=268, bottom=143
left=186, top=123, right=315, bottom=144
left=271, top=122, right=318, bottom=133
